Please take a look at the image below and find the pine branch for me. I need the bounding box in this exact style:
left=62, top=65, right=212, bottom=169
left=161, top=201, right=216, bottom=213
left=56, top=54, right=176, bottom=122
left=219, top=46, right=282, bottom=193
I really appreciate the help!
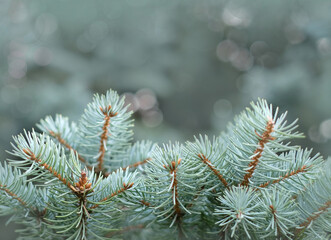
left=38, top=114, right=89, bottom=169
left=198, top=154, right=228, bottom=189
left=163, top=159, right=186, bottom=239
left=74, top=171, right=92, bottom=240
left=299, top=200, right=331, bottom=228
left=145, top=142, right=210, bottom=237
left=0, top=162, right=44, bottom=217
left=104, top=157, right=152, bottom=177
left=294, top=158, right=331, bottom=239
left=140, top=199, right=151, bottom=207
left=163, top=159, right=182, bottom=218
left=48, top=130, right=92, bottom=171
left=258, top=165, right=308, bottom=188
left=259, top=189, right=297, bottom=239
left=2, top=90, right=329, bottom=239
left=241, top=119, right=275, bottom=186
left=78, top=90, right=133, bottom=172
left=185, top=135, right=228, bottom=194
left=9, top=130, right=81, bottom=191
left=97, top=105, right=118, bottom=172
left=22, top=148, right=74, bottom=191
left=90, top=182, right=134, bottom=209
left=269, top=205, right=282, bottom=238
left=122, top=141, right=156, bottom=172
left=0, top=185, right=27, bottom=207
left=214, top=186, right=264, bottom=239
left=43, top=171, right=94, bottom=240
left=122, top=157, right=151, bottom=171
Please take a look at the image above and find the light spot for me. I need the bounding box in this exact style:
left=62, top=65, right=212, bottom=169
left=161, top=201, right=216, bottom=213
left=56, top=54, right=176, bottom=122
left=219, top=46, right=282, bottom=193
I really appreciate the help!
left=8, top=58, right=27, bottom=79
left=317, top=38, right=331, bottom=55
left=231, top=49, right=254, bottom=71
left=9, top=1, right=27, bottom=23
left=142, top=110, right=163, bottom=128
left=308, top=125, right=327, bottom=143
left=320, top=119, right=331, bottom=139
left=222, top=7, right=251, bottom=27
left=122, top=93, right=140, bottom=113
left=136, top=89, right=157, bottom=111
left=250, top=41, right=268, bottom=57
left=35, top=13, right=58, bottom=36
left=284, top=25, right=305, bottom=44
left=34, top=48, right=52, bottom=66
left=216, top=40, right=239, bottom=62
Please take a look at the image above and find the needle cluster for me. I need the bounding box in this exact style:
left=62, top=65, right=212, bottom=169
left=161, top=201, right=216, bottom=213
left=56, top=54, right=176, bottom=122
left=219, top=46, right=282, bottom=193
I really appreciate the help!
left=0, top=89, right=329, bottom=240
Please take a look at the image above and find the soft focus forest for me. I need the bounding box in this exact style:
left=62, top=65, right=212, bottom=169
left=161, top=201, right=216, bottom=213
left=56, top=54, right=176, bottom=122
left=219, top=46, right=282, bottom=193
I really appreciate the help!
left=0, top=0, right=330, bottom=239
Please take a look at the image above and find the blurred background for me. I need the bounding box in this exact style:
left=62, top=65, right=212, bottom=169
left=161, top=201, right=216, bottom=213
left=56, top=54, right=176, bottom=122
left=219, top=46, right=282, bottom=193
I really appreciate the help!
left=1, top=0, right=330, bottom=238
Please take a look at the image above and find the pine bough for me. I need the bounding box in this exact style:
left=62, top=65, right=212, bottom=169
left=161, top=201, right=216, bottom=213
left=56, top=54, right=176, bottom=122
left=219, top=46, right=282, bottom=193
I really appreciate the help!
left=0, top=89, right=330, bottom=240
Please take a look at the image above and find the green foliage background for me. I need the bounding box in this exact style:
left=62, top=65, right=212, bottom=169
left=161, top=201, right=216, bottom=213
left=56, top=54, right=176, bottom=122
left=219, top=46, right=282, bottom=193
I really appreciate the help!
left=0, top=0, right=330, bottom=239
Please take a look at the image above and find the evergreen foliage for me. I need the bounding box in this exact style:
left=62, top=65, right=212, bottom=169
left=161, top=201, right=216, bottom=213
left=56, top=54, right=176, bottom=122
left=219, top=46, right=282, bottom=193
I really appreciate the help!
left=0, top=89, right=330, bottom=240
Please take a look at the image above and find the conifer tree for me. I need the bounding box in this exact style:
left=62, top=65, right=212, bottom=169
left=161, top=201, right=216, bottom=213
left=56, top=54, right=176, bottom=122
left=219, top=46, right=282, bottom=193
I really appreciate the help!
left=0, top=89, right=330, bottom=240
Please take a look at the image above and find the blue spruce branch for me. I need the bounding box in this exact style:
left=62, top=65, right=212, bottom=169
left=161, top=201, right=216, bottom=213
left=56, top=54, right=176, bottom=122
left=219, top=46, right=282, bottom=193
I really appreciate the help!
left=0, top=89, right=329, bottom=240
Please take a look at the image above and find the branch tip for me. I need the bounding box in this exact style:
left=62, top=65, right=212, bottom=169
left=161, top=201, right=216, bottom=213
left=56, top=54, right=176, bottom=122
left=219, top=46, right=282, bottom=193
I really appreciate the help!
left=97, top=105, right=118, bottom=172
left=241, top=119, right=275, bottom=186
left=74, top=171, right=92, bottom=194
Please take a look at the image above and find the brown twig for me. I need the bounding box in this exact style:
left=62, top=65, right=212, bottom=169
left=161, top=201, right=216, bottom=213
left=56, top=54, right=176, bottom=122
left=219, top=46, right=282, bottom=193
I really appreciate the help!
left=97, top=106, right=118, bottom=172
left=269, top=205, right=282, bottom=238
left=90, top=182, right=134, bottom=209
left=140, top=199, right=151, bottom=207
left=198, top=154, right=229, bottom=189
left=79, top=198, right=88, bottom=239
left=103, top=157, right=152, bottom=177
left=74, top=171, right=93, bottom=240
left=164, top=159, right=186, bottom=239
left=163, top=159, right=182, bottom=217
left=173, top=169, right=181, bottom=216
left=299, top=200, right=331, bottom=228
left=23, top=148, right=75, bottom=191
left=122, top=158, right=151, bottom=171
left=241, top=119, right=275, bottom=186
left=0, top=184, right=27, bottom=206
left=258, top=165, right=308, bottom=188
left=48, top=131, right=93, bottom=171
